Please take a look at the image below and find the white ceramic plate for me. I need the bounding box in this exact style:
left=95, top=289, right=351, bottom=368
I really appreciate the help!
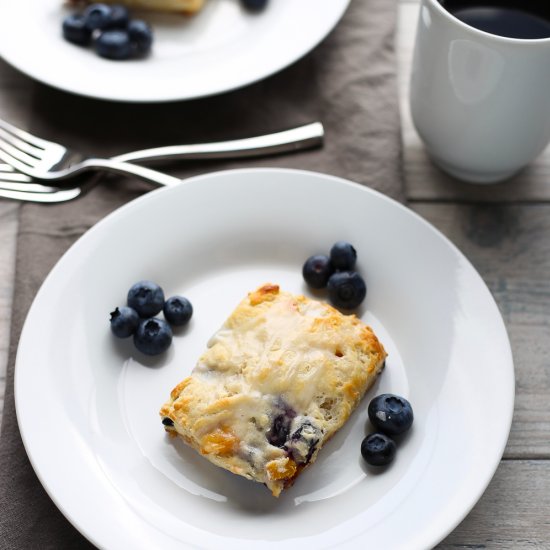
left=0, top=0, right=349, bottom=102
left=15, top=168, right=514, bottom=549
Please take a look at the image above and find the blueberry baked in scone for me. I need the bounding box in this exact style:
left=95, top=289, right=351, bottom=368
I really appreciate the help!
left=160, top=283, right=387, bottom=496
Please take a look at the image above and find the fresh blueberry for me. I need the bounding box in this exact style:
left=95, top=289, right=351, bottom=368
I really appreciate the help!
left=302, top=254, right=334, bottom=289
left=62, top=14, right=92, bottom=45
left=106, top=4, right=130, bottom=28
left=109, top=306, right=140, bottom=338
left=127, top=280, right=165, bottom=317
left=330, top=241, right=357, bottom=271
left=241, top=0, right=268, bottom=11
left=93, top=29, right=133, bottom=60
left=127, top=19, right=153, bottom=55
left=361, top=433, right=397, bottom=466
left=133, top=317, right=173, bottom=356
left=368, top=394, right=414, bottom=436
left=163, top=296, right=193, bottom=327
left=83, top=3, right=113, bottom=31
left=327, top=271, right=366, bottom=309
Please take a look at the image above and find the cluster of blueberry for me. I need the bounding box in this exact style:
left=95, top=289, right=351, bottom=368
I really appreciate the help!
left=361, top=394, right=414, bottom=466
left=110, top=280, right=193, bottom=356
left=62, top=3, right=153, bottom=60
left=302, top=241, right=367, bottom=310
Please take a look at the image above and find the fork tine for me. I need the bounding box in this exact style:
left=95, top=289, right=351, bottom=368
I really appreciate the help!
left=0, top=140, right=40, bottom=169
left=0, top=127, right=44, bottom=158
left=0, top=118, right=52, bottom=149
left=0, top=186, right=82, bottom=203
left=0, top=170, right=34, bottom=182
left=0, top=163, right=34, bottom=183
left=0, top=181, right=62, bottom=193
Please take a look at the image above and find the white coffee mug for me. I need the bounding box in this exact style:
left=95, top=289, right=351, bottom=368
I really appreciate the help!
left=410, top=0, right=550, bottom=183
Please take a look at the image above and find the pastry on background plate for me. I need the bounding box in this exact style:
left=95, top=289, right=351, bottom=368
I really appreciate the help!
left=69, top=0, right=205, bottom=14
left=160, top=283, right=387, bottom=496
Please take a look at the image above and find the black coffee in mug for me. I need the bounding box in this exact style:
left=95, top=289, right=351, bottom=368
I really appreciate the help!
left=439, top=0, right=550, bottom=39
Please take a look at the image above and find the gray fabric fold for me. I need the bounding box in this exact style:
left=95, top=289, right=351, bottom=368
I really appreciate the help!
left=0, top=1, right=403, bottom=547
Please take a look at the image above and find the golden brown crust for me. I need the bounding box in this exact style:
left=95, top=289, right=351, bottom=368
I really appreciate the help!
left=160, top=284, right=387, bottom=496
left=248, top=283, right=280, bottom=305
left=67, top=0, right=205, bottom=14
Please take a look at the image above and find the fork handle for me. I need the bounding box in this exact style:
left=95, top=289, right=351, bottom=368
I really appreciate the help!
left=81, top=159, right=181, bottom=187
left=112, top=123, right=324, bottom=164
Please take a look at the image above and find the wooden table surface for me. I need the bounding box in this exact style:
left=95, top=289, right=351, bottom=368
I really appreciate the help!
left=1, top=2, right=549, bottom=547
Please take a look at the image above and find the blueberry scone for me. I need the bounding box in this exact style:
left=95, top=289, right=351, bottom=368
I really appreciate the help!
left=160, top=283, right=387, bottom=496
left=69, top=0, right=205, bottom=13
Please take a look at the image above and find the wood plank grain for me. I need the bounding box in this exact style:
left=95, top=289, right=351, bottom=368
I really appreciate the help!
left=0, top=59, right=31, bottom=428
left=437, top=460, right=550, bottom=549
left=0, top=203, right=19, bottom=424
left=397, top=3, right=550, bottom=202
left=412, top=202, right=550, bottom=458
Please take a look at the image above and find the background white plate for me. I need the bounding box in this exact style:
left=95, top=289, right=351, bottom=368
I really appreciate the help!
left=0, top=0, right=350, bottom=102
left=15, top=169, right=514, bottom=549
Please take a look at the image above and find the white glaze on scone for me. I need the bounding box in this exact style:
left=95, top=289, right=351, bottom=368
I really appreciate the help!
left=160, top=284, right=387, bottom=496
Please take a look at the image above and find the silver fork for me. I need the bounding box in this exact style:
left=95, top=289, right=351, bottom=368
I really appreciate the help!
left=0, top=163, right=86, bottom=202
left=0, top=120, right=324, bottom=202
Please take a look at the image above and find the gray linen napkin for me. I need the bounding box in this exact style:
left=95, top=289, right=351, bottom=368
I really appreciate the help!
left=0, top=0, right=403, bottom=547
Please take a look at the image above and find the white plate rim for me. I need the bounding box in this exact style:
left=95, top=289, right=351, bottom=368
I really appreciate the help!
left=14, top=167, right=515, bottom=549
